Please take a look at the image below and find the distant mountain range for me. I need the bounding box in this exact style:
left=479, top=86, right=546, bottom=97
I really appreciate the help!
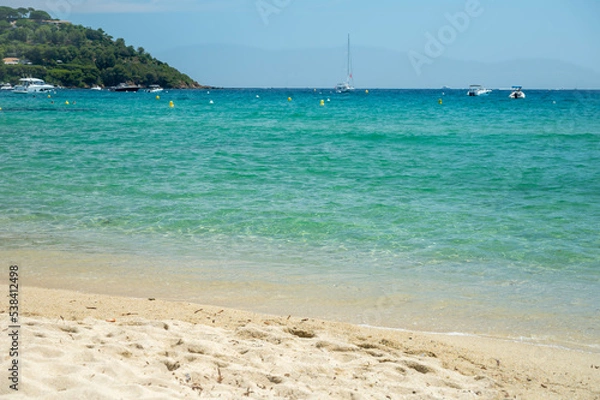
left=158, top=44, right=600, bottom=89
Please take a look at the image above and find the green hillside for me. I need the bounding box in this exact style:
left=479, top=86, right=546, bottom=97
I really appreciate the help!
left=0, top=6, right=205, bottom=88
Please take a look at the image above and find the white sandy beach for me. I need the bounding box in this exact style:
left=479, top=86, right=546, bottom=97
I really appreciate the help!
left=1, top=286, right=598, bottom=399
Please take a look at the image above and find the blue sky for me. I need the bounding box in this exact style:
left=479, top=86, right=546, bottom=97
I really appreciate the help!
left=6, top=0, right=600, bottom=87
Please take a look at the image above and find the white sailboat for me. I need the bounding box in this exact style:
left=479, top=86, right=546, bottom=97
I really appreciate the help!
left=335, top=34, right=355, bottom=93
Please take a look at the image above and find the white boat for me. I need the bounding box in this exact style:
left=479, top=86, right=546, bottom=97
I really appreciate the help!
left=109, top=83, right=141, bottom=92
left=335, top=34, right=355, bottom=93
left=12, top=78, right=55, bottom=94
left=90, top=85, right=102, bottom=91
left=147, top=84, right=164, bottom=93
left=467, top=84, right=492, bottom=96
left=0, top=83, right=13, bottom=91
left=509, top=86, right=525, bottom=99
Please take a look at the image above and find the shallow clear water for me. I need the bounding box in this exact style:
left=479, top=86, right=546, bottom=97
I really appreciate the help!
left=1, top=88, right=599, bottom=350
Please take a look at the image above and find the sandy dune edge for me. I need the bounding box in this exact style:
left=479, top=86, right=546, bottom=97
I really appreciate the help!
left=1, top=286, right=598, bottom=399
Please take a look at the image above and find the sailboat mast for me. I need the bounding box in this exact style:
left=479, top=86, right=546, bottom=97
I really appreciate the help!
left=335, top=34, right=354, bottom=92
left=347, top=34, right=351, bottom=79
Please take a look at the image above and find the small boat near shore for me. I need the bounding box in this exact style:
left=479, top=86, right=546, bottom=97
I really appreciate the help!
left=1, top=83, right=14, bottom=91
left=509, top=86, right=525, bottom=99
left=110, top=83, right=141, bottom=92
left=90, top=85, right=102, bottom=91
left=147, top=84, right=164, bottom=93
left=467, top=84, right=492, bottom=96
left=12, top=78, right=55, bottom=94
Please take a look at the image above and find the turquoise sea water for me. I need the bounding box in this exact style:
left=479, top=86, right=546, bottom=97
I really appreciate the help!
left=1, top=88, right=599, bottom=350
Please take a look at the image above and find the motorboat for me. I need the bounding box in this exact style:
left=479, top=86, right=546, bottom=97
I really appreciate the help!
left=147, top=84, right=164, bottom=93
left=0, top=83, right=13, bottom=91
left=509, top=86, right=525, bottom=99
left=12, top=78, right=55, bottom=94
left=467, top=84, right=492, bottom=96
left=335, top=34, right=355, bottom=93
left=90, top=85, right=102, bottom=91
left=110, top=83, right=141, bottom=92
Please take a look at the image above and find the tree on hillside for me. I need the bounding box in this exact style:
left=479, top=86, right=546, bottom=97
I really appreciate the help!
left=0, top=5, right=203, bottom=88
left=29, top=10, right=52, bottom=20
left=0, top=6, right=22, bottom=20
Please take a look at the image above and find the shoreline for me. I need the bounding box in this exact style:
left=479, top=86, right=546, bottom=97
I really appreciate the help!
left=3, top=248, right=599, bottom=354
left=1, top=285, right=599, bottom=399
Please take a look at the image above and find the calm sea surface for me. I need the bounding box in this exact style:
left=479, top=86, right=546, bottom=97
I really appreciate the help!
left=1, top=88, right=599, bottom=350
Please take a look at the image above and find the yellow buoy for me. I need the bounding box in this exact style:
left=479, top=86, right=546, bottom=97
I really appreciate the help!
left=288, top=97, right=292, bottom=102
left=65, top=101, right=69, bottom=105
left=320, top=99, right=325, bottom=106
left=48, top=94, right=51, bottom=98
left=365, top=90, right=369, bottom=94
left=438, top=98, right=443, bottom=105
left=156, top=95, right=160, bottom=100
left=169, top=101, right=174, bottom=108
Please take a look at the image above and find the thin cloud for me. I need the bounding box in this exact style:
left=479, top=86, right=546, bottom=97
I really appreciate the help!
left=1, top=0, right=246, bottom=16
left=88, top=0, right=248, bottom=14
